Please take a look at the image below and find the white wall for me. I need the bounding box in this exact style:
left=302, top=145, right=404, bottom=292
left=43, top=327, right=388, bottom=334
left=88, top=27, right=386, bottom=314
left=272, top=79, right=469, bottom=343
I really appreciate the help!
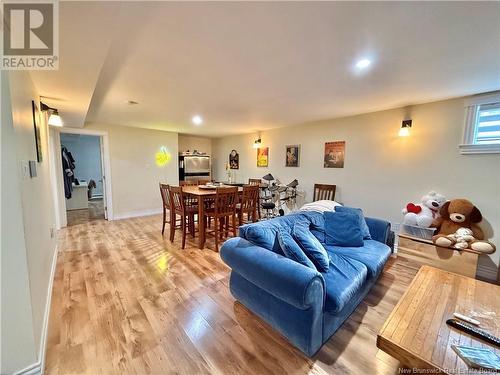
left=1, top=70, right=58, bottom=373
left=213, top=96, right=500, bottom=281
left=1, top=72, right=39, bottom=375
left=60, top=133, right=104, bottom=195
left=10, top=71, right=58, bottom=354
left=178, top=134, right=212, bottom=155
left=86, top=123, right=179, bottom=219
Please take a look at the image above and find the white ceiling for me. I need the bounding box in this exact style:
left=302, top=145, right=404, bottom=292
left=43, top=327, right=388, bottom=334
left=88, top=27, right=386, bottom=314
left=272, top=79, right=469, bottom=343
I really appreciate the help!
left=30, top=1, right=500, bottom=137
left=30, top=2, right=117, bottom=126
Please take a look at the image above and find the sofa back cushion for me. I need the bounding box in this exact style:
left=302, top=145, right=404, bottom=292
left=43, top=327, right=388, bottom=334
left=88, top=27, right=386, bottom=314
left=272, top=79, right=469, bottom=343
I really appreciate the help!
left=335, top=206, right=371, bottom=240
left=276, top=228, right=317, bottom=270
left=324, top=211, right=364, bottom=247
left=243, top=225, right=283, bottom=254
left=239, top=211, right=325, bottom=253
left=292, top=222, right=330, bottom=272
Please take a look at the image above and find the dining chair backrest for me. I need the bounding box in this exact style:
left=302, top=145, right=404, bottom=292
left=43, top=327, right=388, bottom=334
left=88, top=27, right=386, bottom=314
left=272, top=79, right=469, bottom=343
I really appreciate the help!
left=214, top=187, right=238, bottom=216
left=313, top=183, right=337, bottom=202
left=159, top=183, right=170, bottom=208
left=197, top=179, right=211, bottom=185
left=240, top=184, right=259, bottom=211
left=248, top=178, right=261, bottom=186
left=180, top=181, right=198, bottom=186
left=169, top=186, right=185, bottom=215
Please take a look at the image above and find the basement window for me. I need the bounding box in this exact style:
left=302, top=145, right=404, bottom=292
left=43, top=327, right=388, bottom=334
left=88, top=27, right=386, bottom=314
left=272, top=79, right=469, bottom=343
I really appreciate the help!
left=460, top=93, right=500, bottom=154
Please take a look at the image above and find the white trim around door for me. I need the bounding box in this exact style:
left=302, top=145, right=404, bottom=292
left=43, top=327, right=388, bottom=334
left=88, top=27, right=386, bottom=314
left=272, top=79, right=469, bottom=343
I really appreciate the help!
left=50, top=127, right=114, bottom=226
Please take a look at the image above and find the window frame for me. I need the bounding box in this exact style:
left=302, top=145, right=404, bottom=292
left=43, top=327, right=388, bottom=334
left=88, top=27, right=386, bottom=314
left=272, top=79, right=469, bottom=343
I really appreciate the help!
left=459, top=92, right=500, bottom=154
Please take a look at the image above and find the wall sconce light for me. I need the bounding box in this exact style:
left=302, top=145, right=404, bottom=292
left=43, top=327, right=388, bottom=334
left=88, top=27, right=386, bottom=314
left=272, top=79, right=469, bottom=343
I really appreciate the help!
left=40, top=102, right=63, bottom=127
left=253, top=138, right=262, bottom=149
left=399, top=119, right=412, bottom=137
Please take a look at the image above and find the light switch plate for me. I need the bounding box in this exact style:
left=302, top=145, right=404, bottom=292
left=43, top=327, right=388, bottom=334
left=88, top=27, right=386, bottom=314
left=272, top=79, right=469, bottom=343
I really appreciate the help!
left=20, top=160, right=30, bottom=179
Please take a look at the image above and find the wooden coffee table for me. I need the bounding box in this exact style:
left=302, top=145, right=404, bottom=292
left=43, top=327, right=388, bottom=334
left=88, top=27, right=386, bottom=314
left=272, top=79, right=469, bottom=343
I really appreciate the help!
left=377, top=265, right=499, bottom=373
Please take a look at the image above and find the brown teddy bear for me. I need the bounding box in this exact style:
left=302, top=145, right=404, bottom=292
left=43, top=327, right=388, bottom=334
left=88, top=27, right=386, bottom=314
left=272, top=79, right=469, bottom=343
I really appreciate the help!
left=432, top=199, right=495, bottom=253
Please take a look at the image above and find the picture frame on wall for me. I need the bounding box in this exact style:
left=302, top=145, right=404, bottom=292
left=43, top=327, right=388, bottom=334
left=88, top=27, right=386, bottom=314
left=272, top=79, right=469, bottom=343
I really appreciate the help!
left=229, top=149, right=239, bottom=169
left=324, top=141, right=345, bottom=168
left=285, top=145, right=300, bottom=167
left=32, top=100, right=43, bottom=162
left=257, top=147, right=269, bottom=167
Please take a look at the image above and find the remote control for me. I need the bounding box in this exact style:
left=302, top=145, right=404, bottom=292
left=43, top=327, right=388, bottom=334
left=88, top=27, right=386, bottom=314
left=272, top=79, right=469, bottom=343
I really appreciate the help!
left=446, top=319, right=500, bottom=348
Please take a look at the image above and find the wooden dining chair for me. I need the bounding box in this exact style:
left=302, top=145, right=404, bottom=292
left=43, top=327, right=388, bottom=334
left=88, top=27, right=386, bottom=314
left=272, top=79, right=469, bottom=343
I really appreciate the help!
left=180, top=181, right=198, bottom=186
left=197, top=179, right=211, bottom=185
left=159, top=183, right=171, bottom=235
left=248, top=178, right=261, bottom=185
left=169, top=186, right=197, bottom=249
left=237, top=184, right=259, bottom=225
left=313, top=183, right=337, bottom=202
left=248, top=178, right=263, bottom=218
left=204, top=187, right=238, bottom=251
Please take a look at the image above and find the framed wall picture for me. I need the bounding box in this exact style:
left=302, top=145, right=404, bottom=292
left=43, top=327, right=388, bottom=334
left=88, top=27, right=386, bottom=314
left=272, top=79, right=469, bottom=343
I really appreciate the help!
left=229, top=149, right=239, bottom=169
left=324, top=141, right=345, bottom=168
left=257, top=147, right=269, bottom=167
left=285, top=145, right=300, bottom=167
left=32, top=100, right=42, bottom=162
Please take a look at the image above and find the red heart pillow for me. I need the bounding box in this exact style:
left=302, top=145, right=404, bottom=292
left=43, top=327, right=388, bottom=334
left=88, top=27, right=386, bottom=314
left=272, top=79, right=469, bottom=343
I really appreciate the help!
left=406, top=203, right=422, bottom=214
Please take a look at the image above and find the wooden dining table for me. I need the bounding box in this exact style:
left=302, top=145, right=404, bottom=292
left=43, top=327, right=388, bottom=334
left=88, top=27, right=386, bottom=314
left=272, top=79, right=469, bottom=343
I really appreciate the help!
left=182, top=185, right=243, bottom=249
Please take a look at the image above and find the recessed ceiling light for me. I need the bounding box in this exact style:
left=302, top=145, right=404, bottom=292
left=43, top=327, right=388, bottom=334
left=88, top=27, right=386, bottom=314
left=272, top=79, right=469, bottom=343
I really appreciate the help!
left=192, top=115, right=203, bottom=125
left=355, top=59, right=371, bottom=69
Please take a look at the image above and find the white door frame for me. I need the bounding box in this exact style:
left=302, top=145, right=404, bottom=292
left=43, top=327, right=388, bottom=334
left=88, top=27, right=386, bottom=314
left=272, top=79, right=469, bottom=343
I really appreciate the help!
left=50, top=127, right=114, bottom=228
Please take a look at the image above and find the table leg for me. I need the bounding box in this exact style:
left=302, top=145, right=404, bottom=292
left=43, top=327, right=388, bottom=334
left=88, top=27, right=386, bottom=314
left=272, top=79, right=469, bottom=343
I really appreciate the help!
left=198, top=195, right=205, bottom=249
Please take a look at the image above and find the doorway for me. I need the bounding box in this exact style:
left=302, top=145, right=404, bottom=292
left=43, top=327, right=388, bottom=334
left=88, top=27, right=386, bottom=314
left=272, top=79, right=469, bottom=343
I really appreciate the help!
left=61, top=133, right=105, bottom=226
left=50, top=128, right=113, bottom=228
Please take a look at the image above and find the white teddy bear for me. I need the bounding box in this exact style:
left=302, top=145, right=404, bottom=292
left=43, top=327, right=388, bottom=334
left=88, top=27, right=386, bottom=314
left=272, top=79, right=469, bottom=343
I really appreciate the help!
left=402, top=191, right=447, bottom=228
left=443, top=228, right=476, bottom=250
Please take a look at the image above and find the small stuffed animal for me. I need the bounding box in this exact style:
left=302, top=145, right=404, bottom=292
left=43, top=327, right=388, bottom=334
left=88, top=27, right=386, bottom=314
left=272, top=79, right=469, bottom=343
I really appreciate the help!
left=443, top=228, right=475, bottom=250
left=432, top=199, right=496, bottom=253
left=402, top=191, right=447, bottom=228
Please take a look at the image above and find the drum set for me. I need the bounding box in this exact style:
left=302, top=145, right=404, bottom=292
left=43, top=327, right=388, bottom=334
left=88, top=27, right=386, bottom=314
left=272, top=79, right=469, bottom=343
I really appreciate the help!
left=259, top=174, right=302, bottom=219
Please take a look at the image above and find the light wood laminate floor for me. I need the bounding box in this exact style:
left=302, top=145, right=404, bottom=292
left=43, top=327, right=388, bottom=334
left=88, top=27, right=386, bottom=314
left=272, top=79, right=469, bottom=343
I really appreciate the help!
left=66, top=198, right=105, bottom=226
left=45, top=214, right=418, bottom=375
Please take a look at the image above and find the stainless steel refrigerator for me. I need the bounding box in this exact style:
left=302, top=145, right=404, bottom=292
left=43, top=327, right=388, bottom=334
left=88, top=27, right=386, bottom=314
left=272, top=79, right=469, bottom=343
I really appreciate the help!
left=179, top=155, right=211, bottom=182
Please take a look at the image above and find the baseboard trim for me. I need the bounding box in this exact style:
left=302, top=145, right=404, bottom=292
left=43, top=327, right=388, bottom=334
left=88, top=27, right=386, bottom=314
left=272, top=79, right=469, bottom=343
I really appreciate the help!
left=39, top=244, right=59, bottom=374
left=113, top=208, right=162, bottom=220
left=13, top=362, right=41, bottom=375
left=14, top=244, right=59, bottom=375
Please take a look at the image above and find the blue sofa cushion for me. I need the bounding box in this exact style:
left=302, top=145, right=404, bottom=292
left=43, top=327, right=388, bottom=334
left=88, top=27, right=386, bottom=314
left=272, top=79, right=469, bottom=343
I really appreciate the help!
left=325, top=240, right=391, bottom=281
left=243, top=225, right=283, bottom=254
left=292, top=222, right=329, bottom=272
left=306, top=212, right=326, bottom=243
left=277, top=228, right=317, bottom=270
left=324, top=211, right=364, bottom=247
left=335, top=206, right=371, bottom=240
left=239, top=211, right=326, bottom=253
left=323, top=253, right=367, bottom=313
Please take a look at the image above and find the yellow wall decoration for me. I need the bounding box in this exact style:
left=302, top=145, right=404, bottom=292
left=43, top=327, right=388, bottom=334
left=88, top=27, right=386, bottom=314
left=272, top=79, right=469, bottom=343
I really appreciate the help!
left=155, top=146, right=172, bottom=167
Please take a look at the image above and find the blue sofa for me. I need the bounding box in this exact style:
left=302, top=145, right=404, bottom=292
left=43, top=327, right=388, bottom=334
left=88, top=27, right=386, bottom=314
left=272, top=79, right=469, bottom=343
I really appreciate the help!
left=220, top=210, right=394, bottom=357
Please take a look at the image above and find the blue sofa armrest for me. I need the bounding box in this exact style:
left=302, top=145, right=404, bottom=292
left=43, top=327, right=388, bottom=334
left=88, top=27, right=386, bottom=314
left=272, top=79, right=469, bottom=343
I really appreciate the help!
left=220, top=237, right=325, bottom=310
left=365, top=217, right=393, bottom=249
